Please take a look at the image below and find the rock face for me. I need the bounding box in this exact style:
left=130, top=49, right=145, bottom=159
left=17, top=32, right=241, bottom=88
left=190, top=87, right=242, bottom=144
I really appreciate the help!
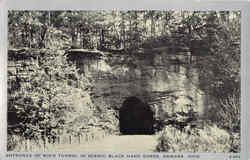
left=66, top=49, right=206, bottom=132
left=7, top=48, right=206, bottom=134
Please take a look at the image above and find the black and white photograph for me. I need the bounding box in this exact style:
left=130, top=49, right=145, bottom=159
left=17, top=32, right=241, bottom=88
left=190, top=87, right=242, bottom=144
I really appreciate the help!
left=7, top=10, right=241, bottom=153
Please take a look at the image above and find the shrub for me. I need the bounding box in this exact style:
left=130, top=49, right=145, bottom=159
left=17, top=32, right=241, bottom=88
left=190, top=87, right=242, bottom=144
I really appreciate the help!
left=217, top=92, right=240, bottom=132
left=7, top=135, right=18, bottom=151
left=7, top=49, right=93, bottom=149
left=156, top=124, right=231, bottom=152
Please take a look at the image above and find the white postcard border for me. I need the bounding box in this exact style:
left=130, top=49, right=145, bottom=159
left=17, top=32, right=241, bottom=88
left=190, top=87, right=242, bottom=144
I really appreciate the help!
left=0, top=1, right=249, bottom=160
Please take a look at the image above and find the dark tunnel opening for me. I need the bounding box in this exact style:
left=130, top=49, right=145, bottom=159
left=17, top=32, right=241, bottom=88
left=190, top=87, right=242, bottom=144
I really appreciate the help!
left=119, top=97, right=155, bottom=135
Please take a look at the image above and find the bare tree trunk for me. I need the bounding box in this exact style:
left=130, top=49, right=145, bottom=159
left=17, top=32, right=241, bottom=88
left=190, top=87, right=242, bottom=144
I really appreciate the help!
left=99, top=28, right=105, bottom=50
left=128, top=13, right=133, bottom=49
left=151, top=13, right=155, bottom=37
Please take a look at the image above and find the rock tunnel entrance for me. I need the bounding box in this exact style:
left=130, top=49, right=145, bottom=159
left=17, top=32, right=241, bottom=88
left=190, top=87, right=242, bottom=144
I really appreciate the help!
left=119, top=97, right=155, bottom=135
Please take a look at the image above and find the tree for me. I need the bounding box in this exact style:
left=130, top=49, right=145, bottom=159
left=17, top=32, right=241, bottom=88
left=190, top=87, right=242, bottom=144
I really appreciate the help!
left=8, top=50, right=92, bottom=142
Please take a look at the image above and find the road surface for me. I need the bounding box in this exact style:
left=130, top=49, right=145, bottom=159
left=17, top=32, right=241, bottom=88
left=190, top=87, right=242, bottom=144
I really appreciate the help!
left=52, top=135, right=158, bottom=152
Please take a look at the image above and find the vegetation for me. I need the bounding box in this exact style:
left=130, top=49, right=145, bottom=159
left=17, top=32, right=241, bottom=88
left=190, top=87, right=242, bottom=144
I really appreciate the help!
left=8, top=50, right=90, bottom=148
left=8, top=11, right=240, bottom=152
left=156, top=125, right=237, bottom=152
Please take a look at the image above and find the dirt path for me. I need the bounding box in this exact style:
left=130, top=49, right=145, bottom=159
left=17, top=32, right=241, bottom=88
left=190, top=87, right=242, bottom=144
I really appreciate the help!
left=52, top=135, right=158, bottom=152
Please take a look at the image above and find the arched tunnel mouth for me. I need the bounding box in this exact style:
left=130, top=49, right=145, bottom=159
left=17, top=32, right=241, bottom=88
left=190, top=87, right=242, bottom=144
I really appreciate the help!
left=119, top=97, right=155, bottom=135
